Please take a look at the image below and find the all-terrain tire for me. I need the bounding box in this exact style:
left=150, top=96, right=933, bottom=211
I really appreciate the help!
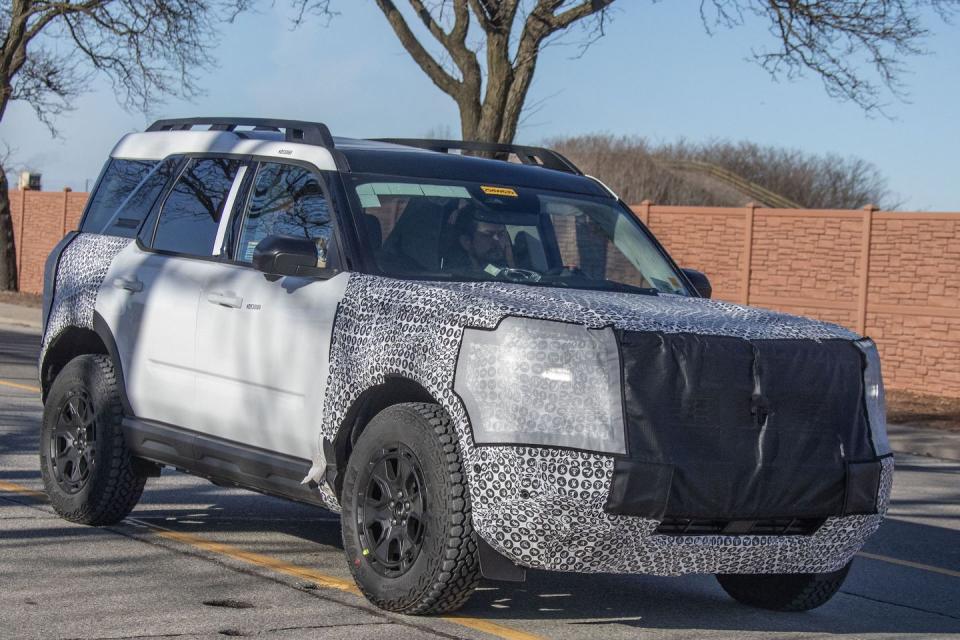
left=341, top=402, right=480, bottom=614
left=40, top=354, right=147, bottom=525
left=716, top=560, right=852, bottom=611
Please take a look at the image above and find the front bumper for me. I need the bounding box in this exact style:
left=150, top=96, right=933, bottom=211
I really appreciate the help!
left=467, top=445, right=892, bottom=576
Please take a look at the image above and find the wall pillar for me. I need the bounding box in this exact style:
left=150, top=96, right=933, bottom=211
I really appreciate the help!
left=740, top=203, right=757, bottom=305
left=637, top=200, right=651, bottom=227
left=856, top=204, right=878, bottom=335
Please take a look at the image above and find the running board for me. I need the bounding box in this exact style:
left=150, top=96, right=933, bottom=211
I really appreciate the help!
left=122, top=417, right=327, bottom=508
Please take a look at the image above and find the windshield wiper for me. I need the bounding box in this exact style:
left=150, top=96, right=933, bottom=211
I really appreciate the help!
left=595, top=280, right=660, bottom=296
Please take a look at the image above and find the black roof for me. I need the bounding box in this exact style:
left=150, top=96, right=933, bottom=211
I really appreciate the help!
left=338, top=141, right=610, bottom=198
left=145, top=118, right=610, bottom=198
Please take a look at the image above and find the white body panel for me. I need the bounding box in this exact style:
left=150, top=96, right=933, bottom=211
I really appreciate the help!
left=194, top=267, right=349, bottom=460
left=111, top=131, right=338, bottom=171
left=96, top=243, right=225, bottom=427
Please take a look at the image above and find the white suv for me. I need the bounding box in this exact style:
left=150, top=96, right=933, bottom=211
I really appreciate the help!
left=40, top=117, right=892, bottom=615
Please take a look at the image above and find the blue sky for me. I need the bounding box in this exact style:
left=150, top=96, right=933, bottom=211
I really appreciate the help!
left=2, top=2, right=957, bottom=209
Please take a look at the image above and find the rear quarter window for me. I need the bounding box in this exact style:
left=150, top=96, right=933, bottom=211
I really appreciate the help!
left=80, top=158, right=181, bottom=237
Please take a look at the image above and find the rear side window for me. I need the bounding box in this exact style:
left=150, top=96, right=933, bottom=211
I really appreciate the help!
left=81, top=159, right=157, bottom=234
left=81, top=158, right=184, bottom=237
left=152, top=158, right=243, bottom=256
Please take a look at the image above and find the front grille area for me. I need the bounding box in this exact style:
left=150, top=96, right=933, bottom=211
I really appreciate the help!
left=656, top=517, right=826, bottom=537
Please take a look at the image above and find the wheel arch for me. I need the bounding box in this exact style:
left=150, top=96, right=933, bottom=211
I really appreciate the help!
left=41, top=313, right=131, bottom=415
left=329, top=375, right=439, bottom=498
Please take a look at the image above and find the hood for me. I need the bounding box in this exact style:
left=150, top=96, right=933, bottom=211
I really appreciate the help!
left=415, top=279, right=859, bottom=342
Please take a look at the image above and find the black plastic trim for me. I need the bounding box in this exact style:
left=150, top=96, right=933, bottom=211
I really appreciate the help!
left=373, top=138, right=582, bottom=175
left=122, top=417, right=325, bottom=507
left=476, top=535, right=526, bottom=582
left=148, top=117, right=335, bottom=147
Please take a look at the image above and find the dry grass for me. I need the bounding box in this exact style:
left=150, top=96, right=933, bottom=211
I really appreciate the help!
left=0, top=291, right=42, bottom=308
left=887, top=389, right=960, bottom=432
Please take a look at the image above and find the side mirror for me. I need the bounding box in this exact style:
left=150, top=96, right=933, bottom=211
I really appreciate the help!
left=252, top=234, right=333, bottom=278
left=681, top=268, right=712, bottom=299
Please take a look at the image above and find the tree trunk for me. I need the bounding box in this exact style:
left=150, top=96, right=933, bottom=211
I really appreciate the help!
left=0, top=167, right=19, bottom=292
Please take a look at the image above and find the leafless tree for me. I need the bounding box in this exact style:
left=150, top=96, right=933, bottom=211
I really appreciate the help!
left=549, top=134, right=898, bottom=209
left=295, top=0, right=616, bottom=142
left=703, top=0, right=959, bottom=114
left=0, top=0, right=247, bottom=291
left=292, top=0, right=955, bottom=146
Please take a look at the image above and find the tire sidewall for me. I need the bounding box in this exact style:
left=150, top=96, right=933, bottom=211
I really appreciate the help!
left=341, top=405, right=455, bottom=608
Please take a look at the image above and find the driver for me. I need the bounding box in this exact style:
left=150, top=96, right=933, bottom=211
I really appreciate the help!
left=451, top=207, right=515, bottom=273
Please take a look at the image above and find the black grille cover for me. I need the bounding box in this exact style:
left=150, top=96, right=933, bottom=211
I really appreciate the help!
left=611, top=332, right=879, bottom=521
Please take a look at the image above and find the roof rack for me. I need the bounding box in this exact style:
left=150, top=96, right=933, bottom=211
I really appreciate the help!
left=374, top=139, right=582, bottom=175
left=146, top=117, right=335, bottom=148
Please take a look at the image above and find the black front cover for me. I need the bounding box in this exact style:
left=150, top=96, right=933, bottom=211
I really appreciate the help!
left=617, top=332, right=875, bottom=520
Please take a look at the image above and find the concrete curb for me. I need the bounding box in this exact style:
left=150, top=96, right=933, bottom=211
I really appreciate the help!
left=0, top=304, right=956, bottom=462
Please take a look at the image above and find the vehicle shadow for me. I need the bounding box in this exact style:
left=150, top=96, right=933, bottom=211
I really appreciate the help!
left=109, top=475, right=960, bottom=635
left=3, top=463, right=959, bottom=635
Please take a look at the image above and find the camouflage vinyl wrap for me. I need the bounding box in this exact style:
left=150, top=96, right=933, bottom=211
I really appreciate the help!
left=40, top=235, right=132, bottom=369
left=319, top=273, right=892, bottom=575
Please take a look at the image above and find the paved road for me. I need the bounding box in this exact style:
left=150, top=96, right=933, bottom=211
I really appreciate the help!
left=1, top=326, right=958, bottom=640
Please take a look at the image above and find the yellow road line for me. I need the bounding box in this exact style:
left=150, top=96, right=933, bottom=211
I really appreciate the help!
left=857, top=551, right=960, bottom=579
left=0, top=480, right=542, bottom=640
left=0, top=379, right=40, bottom=393
left=144, top=524, right=362, bottom=595
left=443, top=617, right=545, bottom=640
left=144, top=523, right=544, bottom=640
left=0, top=480, right=47, bottom=500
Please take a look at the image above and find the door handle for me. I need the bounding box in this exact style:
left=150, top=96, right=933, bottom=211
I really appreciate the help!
left=206, top=291, right=243, bottom=309
left=112, top=277, right=143, bottom=293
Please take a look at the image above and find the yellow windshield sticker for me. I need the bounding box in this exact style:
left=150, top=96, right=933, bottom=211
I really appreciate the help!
left=481, top=185, right=518, bottom=197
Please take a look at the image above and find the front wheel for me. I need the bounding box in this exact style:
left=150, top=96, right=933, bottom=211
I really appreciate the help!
left=40, top=355, right=147, bottom=525
left=340, top=403, right=480, bottom=614
left=716, top=561, right=852, bottom=611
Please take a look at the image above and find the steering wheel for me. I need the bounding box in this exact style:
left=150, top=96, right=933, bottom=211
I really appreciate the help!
left=497, top=267, right=542, bottom=283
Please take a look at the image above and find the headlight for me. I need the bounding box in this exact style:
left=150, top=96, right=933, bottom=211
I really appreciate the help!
left=854, top=338, right=891, bottom=456
left=454, top=317, right=626, bottom=454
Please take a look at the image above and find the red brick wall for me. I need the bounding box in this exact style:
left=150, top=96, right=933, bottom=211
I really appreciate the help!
left=9, top=189, right=86, bottom=295
left=638, top=202, right=960, bottom=398
left=8, top=190, right=960, bottom=397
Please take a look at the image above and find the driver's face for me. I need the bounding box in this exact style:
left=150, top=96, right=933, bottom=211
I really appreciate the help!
left=465, top=221, right=510, bottom=265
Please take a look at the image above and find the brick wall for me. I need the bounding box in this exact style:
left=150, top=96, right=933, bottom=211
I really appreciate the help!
left=636, top=202, right=960, bottom=398
left=8, top=189, right=86, bottom=295
left=8, top=189, right=960, bottom=398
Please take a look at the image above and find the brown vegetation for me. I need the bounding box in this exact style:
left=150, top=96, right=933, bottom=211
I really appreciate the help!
left=547, top=135, right=896, bottom=209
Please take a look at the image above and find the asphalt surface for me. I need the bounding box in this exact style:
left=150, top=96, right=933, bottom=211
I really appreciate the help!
left=1, top=326, right=958, bottom=640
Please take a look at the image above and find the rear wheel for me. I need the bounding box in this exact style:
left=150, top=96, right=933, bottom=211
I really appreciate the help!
left=716, top=561, right=852, bottom=611
left=341, top=403, right=480, bottom=614
left=40, top=355, right=147, bottom=525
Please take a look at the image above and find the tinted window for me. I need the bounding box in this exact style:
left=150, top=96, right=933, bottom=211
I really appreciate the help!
left=352, top=177, right=689, bottom=295
left=81, top=159, right=157, bottom=234
left=236, top=163, right=333, bottom=266
left=152, top=158, right=242, bottom=255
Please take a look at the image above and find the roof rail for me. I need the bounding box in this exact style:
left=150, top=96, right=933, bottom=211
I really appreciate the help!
left=146, top=117, right=335, bottom=148
left=374, top=138, right=582, bottom=175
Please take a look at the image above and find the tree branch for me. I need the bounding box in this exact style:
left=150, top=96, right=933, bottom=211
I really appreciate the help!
left=373, top=0, right=462, bottom=98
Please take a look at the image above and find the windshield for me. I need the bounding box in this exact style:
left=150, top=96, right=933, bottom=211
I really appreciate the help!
left=349, top=175, right=690, bottom=296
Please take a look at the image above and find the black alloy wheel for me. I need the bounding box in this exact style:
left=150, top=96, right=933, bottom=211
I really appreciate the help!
left=49, top=390, right=97, bottom=494
left=340, top=402, right=480, bottom=614
left=40, top=354, right=148, bottom=525
left=357, top=444, right=427, bottom=578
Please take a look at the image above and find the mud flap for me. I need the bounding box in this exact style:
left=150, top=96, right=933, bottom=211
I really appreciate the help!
left=477, top=536, right=526, bottom=582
